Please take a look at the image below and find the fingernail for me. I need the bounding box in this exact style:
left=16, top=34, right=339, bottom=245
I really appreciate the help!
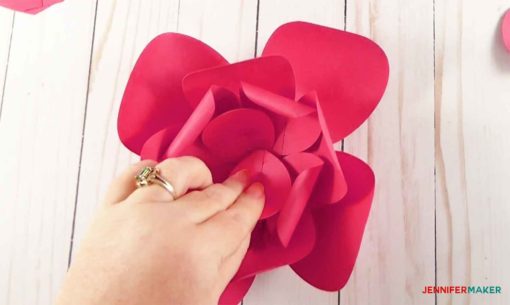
left=229, top=169, right=249, bottom=185
left=245, top=182, right=265, bottom=199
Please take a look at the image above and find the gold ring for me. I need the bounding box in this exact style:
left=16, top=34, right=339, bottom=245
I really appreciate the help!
left=135, top=166, right=176, bottom=200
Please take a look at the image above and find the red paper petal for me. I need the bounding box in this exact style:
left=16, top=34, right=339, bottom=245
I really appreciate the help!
left=273, top=114, right=322, bottom=156
left=182, top=56, right=295, bottom=108
left=309, top=138, right=347, bottom=205
left=291, top=152, right=375, bottom=291
left=308, top=92, right=347, bottom=204
left=232, top=150, right=291, bottom=219
left=0, top=0, right=62, bottom=13
left=202, top=109, right=275, bottom=162
left=241, top=83, right=321, bottom=155
left=118, top=33, right=227, bottom=154
left=263, top=22, right=389, bottom=142
left=277, top=153, right=323, bottom=246
left=140, top=125, right=180, bottom=161
left=166, top=89, right=216, bottom=157
left=210, top=86, right=241, bottom=115
left=503, top=10, right=510, bottom=52
left=241, top=82, right=314, bottom=118
left=218, top=276, right=255, bottom=305
left=234, top=213, right=316, bottom=280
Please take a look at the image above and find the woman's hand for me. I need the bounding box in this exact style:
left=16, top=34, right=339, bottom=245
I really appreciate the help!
left=55, top=157, right=265, bottom=305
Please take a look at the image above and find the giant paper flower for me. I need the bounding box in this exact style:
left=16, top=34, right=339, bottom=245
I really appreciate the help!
left=503, top=10, right=510, bottom=52
left=118, top=22, right=389, bottom=304
left=0, top=0, right=62, bottom=14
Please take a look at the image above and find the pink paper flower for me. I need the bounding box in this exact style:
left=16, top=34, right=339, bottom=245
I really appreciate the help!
left=503, top=10, right=510, bottom=52
left=0, top=0, right=62, bottom=14
left=118, top=22, right=389, bottom=304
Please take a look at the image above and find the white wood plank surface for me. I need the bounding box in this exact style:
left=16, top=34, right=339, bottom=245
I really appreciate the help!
left=342, top=1, right=436, bottom=305
left=435, top=1, right=510, bottom=305
left=243, top=2, right=344, bottom=304
left=0, top=10, right=14, bottom=108
left=0, top=1, right=97, bottom=304
left=72, top=0, right=181, bottom=254
left=1, top=0, right=510, bottom=305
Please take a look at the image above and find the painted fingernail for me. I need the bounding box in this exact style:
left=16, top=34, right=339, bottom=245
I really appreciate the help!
left=245, top=182, right=265, bottom=199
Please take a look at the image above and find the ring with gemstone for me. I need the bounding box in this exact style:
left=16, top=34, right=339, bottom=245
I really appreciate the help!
left=135, top=166, right=176, bottom=200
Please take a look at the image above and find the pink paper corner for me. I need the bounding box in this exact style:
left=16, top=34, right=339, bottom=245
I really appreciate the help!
left=503, top=10, right=510, bottom=52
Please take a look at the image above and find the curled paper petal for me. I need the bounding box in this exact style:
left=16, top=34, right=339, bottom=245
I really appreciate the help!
left=183, top=56, right=295, bottom=108
left=119, top=33, right=227, bottom=154
left=503, top=10, right=510, bottom=52
left=219, top=276, right=256, bottom=305
left=166, top=89, right=216, bottom=157
left=242, top=83, right=321, bottom=155
left=291, top=152, right=375, bottom=291
left=308, top=92, right=347, bottom=204
left=140, top=125, right=180, bottom=161
left=241, top=82, right=315, bottom=118
left=232, top=150, right=291, bottom=219
left=278, top=153, right=323, bottom=246
left=263, top=21, right=389, bottom=141
left=0, top=0, right=62, bottom=14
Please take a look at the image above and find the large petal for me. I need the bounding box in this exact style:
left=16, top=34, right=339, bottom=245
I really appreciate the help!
left=118, top=33, right=227, bottom=154
left=291, top=152, right=375, bottom=291
left=182, top=56, right=295, bottom=108
left=263, top=22, right=389, bottom=141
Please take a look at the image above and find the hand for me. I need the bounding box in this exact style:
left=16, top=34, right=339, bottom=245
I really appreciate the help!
left=55, top=157, right=265, bottom=305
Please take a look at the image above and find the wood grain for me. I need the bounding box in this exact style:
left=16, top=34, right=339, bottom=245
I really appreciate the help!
left=72, top=0, right=180, bottom=252
left=0, top=1, right=97, bottom=304
left=435, top=1, right=510, bottom=304
left=342, top=1, right=436, bottom=305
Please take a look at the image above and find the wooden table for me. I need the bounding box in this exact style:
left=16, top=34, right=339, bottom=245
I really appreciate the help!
left=1, top=1, right=509, bottom=304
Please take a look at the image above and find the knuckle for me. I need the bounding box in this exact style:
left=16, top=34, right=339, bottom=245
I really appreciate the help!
left=157, top=158, right=181, bottom=171
left=181, top=155, right=207, bottom=168
left=226, top=210, right=250, bottom=233
left=181, top=156, right=212, bottom=177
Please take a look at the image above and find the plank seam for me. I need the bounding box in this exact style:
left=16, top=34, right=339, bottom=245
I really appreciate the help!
left=432, top=0, right=438, bottom=304
left=0, top=12, right=15, bottom=124
left=67, top=0, right=101, bottom=267
left=253, top=0, right=260, bottom=57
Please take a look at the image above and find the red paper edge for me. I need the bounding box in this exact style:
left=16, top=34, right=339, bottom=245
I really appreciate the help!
left=262, top=21, right=390, bottom=142
left=291, top=151, right=375, bottom=291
